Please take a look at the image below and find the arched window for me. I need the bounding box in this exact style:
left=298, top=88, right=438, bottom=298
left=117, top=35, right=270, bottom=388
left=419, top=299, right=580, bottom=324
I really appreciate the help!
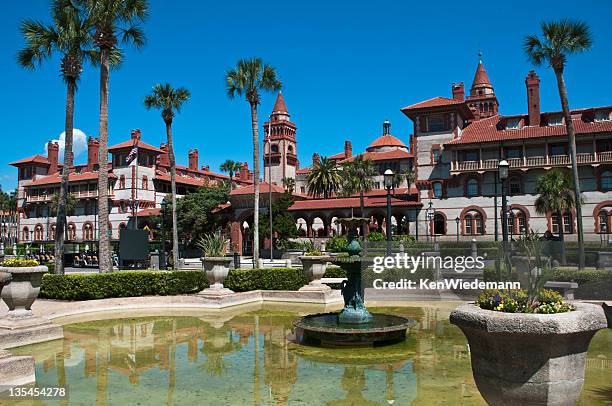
left=508, top=176, right=522, bottom=195
left=433, top=213, right=446, bottom=235
left=22, top=226, right=29, bottom=241
left=463, top=210, right=485, bottom=235
left=598, top=210, right=609, bottom=234
left=602, top=170, right=612, bottom=191
left=34, top=224, right=44, bottom=241
left=464, top=214, right=473, bottom=235
left=50, top=224, right=56, bottom=240
left=83, top=223, right=93, bottom=241
left=67, top=223, right=76, bottom=240
left=271, top=144, right=279, bottom=153
left=466, top=178, right=479, bottom=197
left=551, top=212, right=573, bottom=234
left=142, top=175, right=148, bottom=190
left=287, top=145, right=294, bottom=153
left=432, top=182, right=443, bottom=198
left=119, top=175, right=126, bottom=189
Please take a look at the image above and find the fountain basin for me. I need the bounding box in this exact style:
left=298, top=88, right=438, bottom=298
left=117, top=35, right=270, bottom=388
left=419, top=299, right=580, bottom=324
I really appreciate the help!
left=293, top=312, right=414, bottom=347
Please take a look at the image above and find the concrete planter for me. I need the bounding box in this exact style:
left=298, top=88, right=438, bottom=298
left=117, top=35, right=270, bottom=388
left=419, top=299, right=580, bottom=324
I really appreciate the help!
left=0, top=265, right=48, bottom=318
left=299, top=256, right=330, bottom=292
left=450, top=303, right=608, bottom=406
left=200, top=257, right=233, bottom=295
left=513, top=256, right=541, bottom=289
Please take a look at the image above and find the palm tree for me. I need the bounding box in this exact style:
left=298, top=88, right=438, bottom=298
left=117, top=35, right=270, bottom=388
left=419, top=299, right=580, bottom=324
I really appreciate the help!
left=281, top=177, right=295, bottom=194
left=525, top=19, right=592, bottom=269
left=50, top=192, right=77, bottom=216
left=220, top=159, right=241, bottom=190
left=342, top=157, right=376, bottom=235
left=144, top=83, right=190, bottom=270
left=534, top=169, right=577, bottom=265
left=225, top=58, right=281, bottom=264
left=17, top=0, right=98, bottom=274
left=84, top=0, right=147, bottom=272
left=307, top=156, right=343, bottom=199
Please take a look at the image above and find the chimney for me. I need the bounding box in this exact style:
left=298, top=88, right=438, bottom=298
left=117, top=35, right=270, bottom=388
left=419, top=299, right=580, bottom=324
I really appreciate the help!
left=201, top=165, right=210, bottom=172
left=87, top=137, right=100, bottom=172
left=131, top=128, right=141, bottom=140
left=525, top=70, right=541, bottom=126
left=239, top=162, right=249, bottom=181
left=344, top=140, right=352, bottom=158
left=312, top=153, right=320, bottom=167
left=188, top=149, right=199, bottom=170
left=158, top=143, right=169, bottom=166
left=47, top=141, right=59, bottom=174
left=452, top=82, right=465, bottom=101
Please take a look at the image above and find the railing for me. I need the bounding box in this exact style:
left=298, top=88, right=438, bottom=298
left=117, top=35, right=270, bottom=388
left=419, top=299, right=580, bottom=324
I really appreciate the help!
left=26, top=189, right=112, bottom=202
left=452, top=151, right=612, bottom=172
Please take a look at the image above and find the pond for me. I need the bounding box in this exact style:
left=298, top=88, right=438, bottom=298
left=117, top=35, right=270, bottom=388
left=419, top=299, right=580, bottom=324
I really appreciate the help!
left=7, top=303, right=612, bottom=405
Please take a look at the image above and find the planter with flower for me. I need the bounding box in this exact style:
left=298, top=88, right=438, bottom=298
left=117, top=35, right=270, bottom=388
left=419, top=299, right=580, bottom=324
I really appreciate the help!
left=197, top=232, right=233, bottom=296
left=450, top=235, right=607, bottom=406
left=299, top=241, right=331, bottom=292
left=0, top=259, right=48, bottom=320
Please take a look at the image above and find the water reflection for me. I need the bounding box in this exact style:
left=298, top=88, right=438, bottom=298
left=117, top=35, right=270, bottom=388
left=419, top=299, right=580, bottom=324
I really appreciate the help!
left=9, top=305, right=611, bottom=405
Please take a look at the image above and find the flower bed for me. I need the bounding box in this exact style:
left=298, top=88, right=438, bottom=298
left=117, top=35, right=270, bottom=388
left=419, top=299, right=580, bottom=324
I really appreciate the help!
left=476, top=288, right=573, bottom=314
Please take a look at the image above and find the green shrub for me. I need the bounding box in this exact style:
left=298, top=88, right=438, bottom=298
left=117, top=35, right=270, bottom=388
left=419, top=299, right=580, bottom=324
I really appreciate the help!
left=327, top=235, right=348, bottom=252
left=323, top=265, right=347, bottom=289
left=550, top=268, right=612, bottom=299
left=2, top=259, right=40, bottom=267
left=224, top=268, right=308, bottom=292
left=40, top=270, right=207, bottom=300
left=366, top=231, right=385, bottom=242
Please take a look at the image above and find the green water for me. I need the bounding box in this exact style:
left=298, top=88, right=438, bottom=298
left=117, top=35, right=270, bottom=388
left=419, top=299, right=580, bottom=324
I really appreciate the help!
left=6, top=304, right=612, bottom=406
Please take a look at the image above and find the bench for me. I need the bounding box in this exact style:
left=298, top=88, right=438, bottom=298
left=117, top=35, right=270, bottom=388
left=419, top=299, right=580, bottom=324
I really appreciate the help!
left=544, top=281, right=579, bottom=300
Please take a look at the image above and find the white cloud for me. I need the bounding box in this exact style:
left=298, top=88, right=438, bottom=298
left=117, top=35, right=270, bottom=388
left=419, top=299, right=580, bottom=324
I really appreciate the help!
left=44, top=128, right=88, bottom=161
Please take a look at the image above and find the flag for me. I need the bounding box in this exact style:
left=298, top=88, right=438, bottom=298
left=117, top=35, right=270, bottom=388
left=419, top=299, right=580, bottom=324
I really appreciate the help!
left=126, top=141, right=138, bottom=164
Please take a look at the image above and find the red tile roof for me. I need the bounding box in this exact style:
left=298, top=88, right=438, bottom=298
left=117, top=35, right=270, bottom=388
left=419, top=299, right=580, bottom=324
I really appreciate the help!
left=155, top=172, right=220, bottom=187
left=367, top=134, right=407, bottom=149
left=272, top=91, right=288, bottom=114
left=471, top=62, right=492, bottom=88
left=340, top=149, right=411, bottom=163
left=10, top=155, right=51, bottom=166
left=296, top=167, right=311, bottom=174
left=288, top=194, right=421, bottom=211
left=28, top=171, right=116, bottom=186
left=136, top=208, right=161, bottom=217
left=328, top=151, right=346, bottom=160
left=447, top=113, right=612, bottom=145
left=401, top=96, right=465, bottom=111
left=230, top=182, right=286, bottom=196
left=174, top=165, right=229, bottom=180
left=109, top=140, right=163, bottom=153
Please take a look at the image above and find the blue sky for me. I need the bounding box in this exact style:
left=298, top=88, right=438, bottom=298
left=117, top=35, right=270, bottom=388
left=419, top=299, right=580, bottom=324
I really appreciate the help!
left=1, top=0, right=611, bottom=191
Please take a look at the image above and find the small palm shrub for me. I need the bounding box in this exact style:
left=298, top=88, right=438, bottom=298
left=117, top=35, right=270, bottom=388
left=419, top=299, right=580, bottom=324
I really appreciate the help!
left=197, top=231, right=228, bottom=257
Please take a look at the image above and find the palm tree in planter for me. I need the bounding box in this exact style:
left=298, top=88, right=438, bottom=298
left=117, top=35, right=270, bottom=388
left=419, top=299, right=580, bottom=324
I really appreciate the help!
left=307, top=157, right=343, bottom=199
left=534, top=168, right=578, bottom=265
left=341, top=157, right=376, bottom=236
left=225, top=58, right=282, bottom=266
left=219, top=159, right=241, bottom=191
left=84, top=0, right=147, bottom=273
left=17, top=0, right=97, bottom=274
left=525, top=19, right=592, bottom=269
left=144, top=83, right=190, bottom=270
left=197, top=231, right=232, bottom=297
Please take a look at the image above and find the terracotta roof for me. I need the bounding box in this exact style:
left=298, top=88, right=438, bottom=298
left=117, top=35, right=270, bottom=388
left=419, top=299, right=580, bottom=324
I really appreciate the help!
left=230, top=182, right=286, bottom=196
left=109, top=140, right=163, bottom=153
left=401, top=96, right=465, bottom=111
left=155, top=172, right=217, bottom=187
left=471, top=61, right=492, bottom=88
left=367, top=134, right=407, bottom=149
left=10, top=155, right=51, bottom=166
left=272, top=91, right=288, bottom=114
left=340, top=149, right=411, bottom=163
left=447, top=112, right=612, bottom=145
left=288, top=194, right=421, bottom=211
left=296, top=167, right=311, bottom=174
left=328, top=151, right=346, bottom=160
left=175, top=165, right=229, bottom=180
left=136, top=208, right=161, bottom=217
left=28, top=171, right=116, bottom=186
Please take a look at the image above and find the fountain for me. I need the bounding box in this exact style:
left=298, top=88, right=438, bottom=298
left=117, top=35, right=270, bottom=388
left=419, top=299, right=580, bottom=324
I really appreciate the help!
left=293, top=217, right=414, bottom=347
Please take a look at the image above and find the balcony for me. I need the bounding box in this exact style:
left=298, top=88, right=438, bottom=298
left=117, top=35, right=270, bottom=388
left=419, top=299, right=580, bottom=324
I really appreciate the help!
left=451, top=151, right=612, bottom=173
left=26, top=189, right=112, bottom=203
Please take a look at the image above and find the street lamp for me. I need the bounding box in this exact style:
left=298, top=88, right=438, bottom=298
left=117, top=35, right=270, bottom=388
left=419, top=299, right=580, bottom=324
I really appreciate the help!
left=455, top=217, right=460, bottom=243
left=425, top=201, right=434, bottom=243
left=384, top=169, right=394, bottom=255
left=498, top=159, right=509, bottom=243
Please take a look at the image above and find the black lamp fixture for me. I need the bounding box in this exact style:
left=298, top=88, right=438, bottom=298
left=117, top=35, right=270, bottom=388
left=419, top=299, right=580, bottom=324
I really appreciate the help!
left=455, top=216, right=460, bottom=242
left=384, top=169, right=394, bottom=255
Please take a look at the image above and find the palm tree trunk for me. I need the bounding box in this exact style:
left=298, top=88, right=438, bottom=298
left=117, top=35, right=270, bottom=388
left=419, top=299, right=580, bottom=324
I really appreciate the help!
left=166, top=121, right=179, bottom=269
left=250, top=103, right=260, bottom=265
left=97, top=46, right=111, bottom=273
left=359, top=191, right=365, bottom=237
left=229, top=171, right=233, bottom=191
left=54, top=79, right=76, bottom=275
left=554, top=68, right=584, bottom=269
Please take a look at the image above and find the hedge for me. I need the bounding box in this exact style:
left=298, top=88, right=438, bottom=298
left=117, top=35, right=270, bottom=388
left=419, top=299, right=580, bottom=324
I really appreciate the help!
left=224, top=267, right=308, bottom=292
left=550, top=268, right=612, bottom=300
left=40, top=270, right=207, bottom=300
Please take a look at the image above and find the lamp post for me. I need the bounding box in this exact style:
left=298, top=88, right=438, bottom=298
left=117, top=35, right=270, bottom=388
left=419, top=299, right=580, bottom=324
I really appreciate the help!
left=498, top=159, right=510, bottom=275
left=384, top=169, right=394, bottom=256
left=425, top=201, right=434, bottom=243
left=455, top=217, right=460, bottom=243
left=160, top=200, right=167, bottom=270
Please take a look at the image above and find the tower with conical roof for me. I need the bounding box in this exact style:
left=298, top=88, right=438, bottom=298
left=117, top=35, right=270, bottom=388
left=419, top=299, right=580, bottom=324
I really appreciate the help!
left=264, top=92, right=298, bottom=185
left=465, top=54, right=499, bottom=120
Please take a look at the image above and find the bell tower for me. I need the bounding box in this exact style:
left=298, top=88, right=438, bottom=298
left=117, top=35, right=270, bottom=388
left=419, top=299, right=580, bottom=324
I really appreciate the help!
left=264, top=92, right=298, bottom=185
left=466, top=53, right=499, bottom=120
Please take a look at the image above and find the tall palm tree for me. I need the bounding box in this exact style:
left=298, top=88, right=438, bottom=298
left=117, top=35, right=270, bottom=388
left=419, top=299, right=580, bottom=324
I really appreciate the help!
left=534, top=169, right=577, bottom=265
left=144, top=83, right=190, bottom=270
left=84, top=0, right=147, bottom=272
left=219, top=159, right=241, bottom=190
left=307, top=156, right=343, bottom=199
left=281, top=177, right=295, bottom=194
left=225, top=58, right=281, bottom=264
left=17, top=0, right=98, bottom=274
left=525, top=19, right=592, bottom=269
left=342, top=157, right=376, bottom=235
